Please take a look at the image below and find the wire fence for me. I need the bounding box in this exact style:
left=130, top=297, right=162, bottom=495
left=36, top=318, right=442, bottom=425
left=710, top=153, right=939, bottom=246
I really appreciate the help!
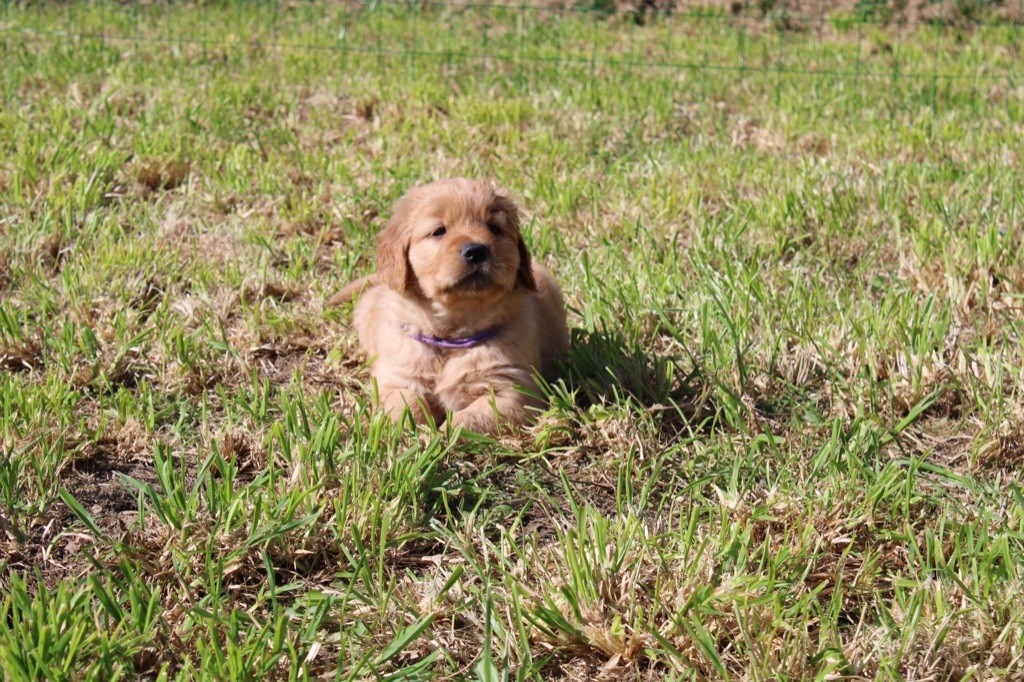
left=1, top=0, right=1022, bottom=118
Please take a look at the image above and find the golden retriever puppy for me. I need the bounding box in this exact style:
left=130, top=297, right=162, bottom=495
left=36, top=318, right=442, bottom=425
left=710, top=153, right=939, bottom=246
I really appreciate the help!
left=330, top=178, right=568, bottom=434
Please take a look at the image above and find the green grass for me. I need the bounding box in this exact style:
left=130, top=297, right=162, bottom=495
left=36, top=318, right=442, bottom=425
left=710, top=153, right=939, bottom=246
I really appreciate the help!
left=2, top=1, right=1023, bottom=678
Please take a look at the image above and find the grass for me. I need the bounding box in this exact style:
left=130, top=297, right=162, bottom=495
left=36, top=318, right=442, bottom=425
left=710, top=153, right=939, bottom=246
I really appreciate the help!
left=1, top=0, right=1023, bottom=678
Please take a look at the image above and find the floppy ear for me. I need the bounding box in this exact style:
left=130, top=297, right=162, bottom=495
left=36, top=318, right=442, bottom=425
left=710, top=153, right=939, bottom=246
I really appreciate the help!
left=376, top=211, right=412, bottom=293
left=515, top=234, right=537, bottom=292
left=492, top=188, right=537, bottom=292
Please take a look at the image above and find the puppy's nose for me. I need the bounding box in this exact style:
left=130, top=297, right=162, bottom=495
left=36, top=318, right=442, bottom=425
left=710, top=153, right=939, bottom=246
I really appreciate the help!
left=461, top=243, right=489, bottom=265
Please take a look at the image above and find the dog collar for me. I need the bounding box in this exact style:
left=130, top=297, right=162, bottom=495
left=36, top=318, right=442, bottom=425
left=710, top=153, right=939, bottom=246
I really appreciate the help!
left=404, top=325, right=501, bottom=350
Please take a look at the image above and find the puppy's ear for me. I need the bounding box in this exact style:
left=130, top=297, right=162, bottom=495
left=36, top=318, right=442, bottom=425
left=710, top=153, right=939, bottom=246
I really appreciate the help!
left=376, top=211, right=412, bottom=293
left=492, top=188, right=537, bottom=292
left=516, top=234, right=537, bottom=292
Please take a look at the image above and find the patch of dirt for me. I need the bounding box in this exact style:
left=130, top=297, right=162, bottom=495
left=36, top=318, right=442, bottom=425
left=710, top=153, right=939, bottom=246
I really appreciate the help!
left=217, top=430, right=266, bottom=484
left=135, top=160, right=191, bottom=194
left=60, top=433, right=158, bottom=525
left=241, top=281, right=301, bottom=305
left=245, top=338, right=358, bottom=395
left=131, top=276, right=166, bottom=321
left=37, top=233, right=69, bottom=273
left=2, top=425, right=161, bottom=589
left=537, top=651, right=669, bottom=681
left=731, top=118, right=783, bottom=152
left=0, top=251, right=11, bottom=291
left=978, top=426, right=1024, bottom=473
left=248, top=341, right=313, bottom=382
left=0, top=341, right=43, bottom=373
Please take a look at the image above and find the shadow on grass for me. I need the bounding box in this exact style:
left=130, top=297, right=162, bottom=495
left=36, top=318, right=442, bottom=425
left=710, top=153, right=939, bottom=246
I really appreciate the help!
left=556, top=327, right=718, bottom=435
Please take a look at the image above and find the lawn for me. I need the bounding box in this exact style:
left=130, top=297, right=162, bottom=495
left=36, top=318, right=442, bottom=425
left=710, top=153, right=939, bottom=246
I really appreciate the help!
left=1, top=1, right=1023, bottom=679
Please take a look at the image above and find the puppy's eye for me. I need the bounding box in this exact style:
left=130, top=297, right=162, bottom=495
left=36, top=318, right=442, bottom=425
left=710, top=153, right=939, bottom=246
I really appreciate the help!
left=487, top=222, right=502, bottom=236
left=432, top=225, right=447, bottom=238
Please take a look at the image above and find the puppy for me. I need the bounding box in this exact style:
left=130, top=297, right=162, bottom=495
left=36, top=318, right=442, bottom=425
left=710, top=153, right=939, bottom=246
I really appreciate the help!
left=330, top=178, right=568, bottom=434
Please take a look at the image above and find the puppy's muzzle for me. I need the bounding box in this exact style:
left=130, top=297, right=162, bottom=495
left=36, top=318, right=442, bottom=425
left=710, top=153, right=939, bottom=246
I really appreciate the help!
left=461, top=243, right=490, bottom=265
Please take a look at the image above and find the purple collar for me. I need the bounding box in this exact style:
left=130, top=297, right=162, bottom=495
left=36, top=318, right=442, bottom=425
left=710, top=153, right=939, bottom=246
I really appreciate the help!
left=404, top=325, right=501, bottom=350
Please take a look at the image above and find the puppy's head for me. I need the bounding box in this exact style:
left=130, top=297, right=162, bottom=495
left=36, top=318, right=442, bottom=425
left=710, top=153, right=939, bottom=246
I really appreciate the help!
left=376, top=178, right=536, bottom=304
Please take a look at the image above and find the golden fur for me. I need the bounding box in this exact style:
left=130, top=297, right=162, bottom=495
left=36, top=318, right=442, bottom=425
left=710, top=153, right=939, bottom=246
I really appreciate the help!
left=331, top=178, right=569, bottom=433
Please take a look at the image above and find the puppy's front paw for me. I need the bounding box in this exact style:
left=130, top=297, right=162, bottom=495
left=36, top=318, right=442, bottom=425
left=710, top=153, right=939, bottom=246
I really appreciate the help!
left=449, top=392, right=532, bottom=435
left=379, top=388, right=442, bottom=426
left=449, top=407, right=500, bottom=435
